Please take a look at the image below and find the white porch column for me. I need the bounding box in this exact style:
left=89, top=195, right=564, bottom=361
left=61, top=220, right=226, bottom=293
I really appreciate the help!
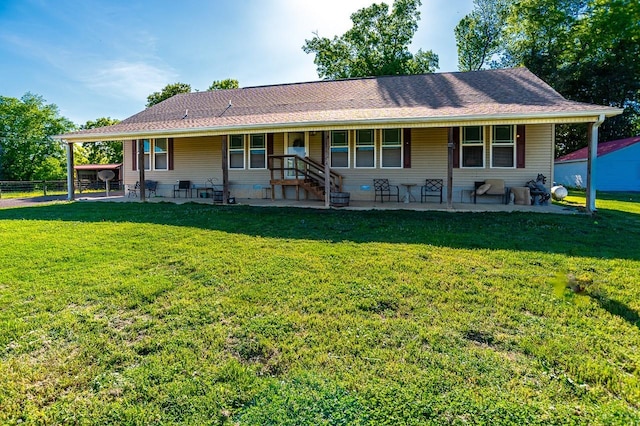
left=66, top=142, right=75, bottom=201
left=586, top=114, right=605, bottom=214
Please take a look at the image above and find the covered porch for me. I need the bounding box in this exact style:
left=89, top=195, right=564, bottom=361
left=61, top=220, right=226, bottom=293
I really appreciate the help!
left=73, top=191, right=571, bottom=214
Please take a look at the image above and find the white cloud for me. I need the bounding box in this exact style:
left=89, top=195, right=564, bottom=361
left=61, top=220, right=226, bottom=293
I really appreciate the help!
left=82, top=61, right=178, bottom=101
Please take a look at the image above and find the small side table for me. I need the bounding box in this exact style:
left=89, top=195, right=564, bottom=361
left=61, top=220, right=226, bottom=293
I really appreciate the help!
left=401, top=183, right=417, bottom=203
left=263, top=186, right=272, bottom=199
left=460, top=189, right=474, bottom=203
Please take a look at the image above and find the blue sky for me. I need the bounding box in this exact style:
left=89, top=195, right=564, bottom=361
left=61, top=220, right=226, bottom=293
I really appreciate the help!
left=0, top=0, right=473, bottom=126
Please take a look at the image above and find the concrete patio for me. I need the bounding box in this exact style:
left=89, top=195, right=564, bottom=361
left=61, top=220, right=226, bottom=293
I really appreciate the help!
left=74, top=191, right=575, bottom=214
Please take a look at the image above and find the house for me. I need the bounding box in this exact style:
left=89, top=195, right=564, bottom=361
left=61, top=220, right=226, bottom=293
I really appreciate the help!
left=56, top=67, right=622, bottom=210
left=74, top=163, right=123, bottom=190
left=554, top=136, right=640, bottom=191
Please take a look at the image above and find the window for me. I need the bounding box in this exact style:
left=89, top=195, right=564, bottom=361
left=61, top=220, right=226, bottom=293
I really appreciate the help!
left=229, top=135, right=245, bottom=169
left=134, top=138, right=171, bottom=171
left=355, top=129, right=375, bottom=168
left=249, top=134, right=266, bottom=169
left=154, top=138, right=168, bottom=170
left=491, top=125, right=515, bottom=168
left=330, top=130, right=349, bottom=168
left=143, top=139, right=151, bottom=170
left=461, top=126, right=484, bottom=168
left=381, top=129, right=402, bottom=168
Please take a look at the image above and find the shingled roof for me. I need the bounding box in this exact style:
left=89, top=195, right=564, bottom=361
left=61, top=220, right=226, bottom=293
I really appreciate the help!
left=58, top=67, right=622, bottom=142
left=555, top=136, right=640, bottom=163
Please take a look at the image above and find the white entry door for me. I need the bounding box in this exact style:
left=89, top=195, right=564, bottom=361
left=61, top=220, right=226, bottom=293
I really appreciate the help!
left=286, top=132, right=307, bottom=178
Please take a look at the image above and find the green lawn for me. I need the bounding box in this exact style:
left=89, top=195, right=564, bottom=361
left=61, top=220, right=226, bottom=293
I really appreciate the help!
left=0, top=194, right=639, bottom=425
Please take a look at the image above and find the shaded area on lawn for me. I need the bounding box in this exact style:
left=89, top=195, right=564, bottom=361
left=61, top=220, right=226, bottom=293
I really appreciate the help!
left=589, top=292, right=640, bottom=330
left=0, top=200, right=638, bottom=261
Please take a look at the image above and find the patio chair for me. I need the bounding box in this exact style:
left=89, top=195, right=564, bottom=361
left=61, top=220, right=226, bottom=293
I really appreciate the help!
left=174, top=180, right=191, bottom=198
left=421, top=179, right=443, bottom=203
left=373, top=179, right=399, bottom=203
left=144, top=180, right=158, bottom=197
left=127, top=181, right=140, bottom=198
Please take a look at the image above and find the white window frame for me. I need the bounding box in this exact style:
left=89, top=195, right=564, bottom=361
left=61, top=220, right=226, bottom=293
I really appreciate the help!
left=355, top=129, right=376, bottom=168
left=330, top=130, right=350, bottom=168
left=249, top=133, right=267, bottom=170
left=154, top=138, right=168, bottom=171
left=381, top=128, right=403, bottom=169
left=490, top=125, right=516, bottom=168
left=461, top=126, right=485, bottom=168
left=228, top=134, right=245, bottom=169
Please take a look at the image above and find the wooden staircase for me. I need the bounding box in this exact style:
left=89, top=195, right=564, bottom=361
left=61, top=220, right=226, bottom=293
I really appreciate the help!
left=268, top=155, right=343, bottom=201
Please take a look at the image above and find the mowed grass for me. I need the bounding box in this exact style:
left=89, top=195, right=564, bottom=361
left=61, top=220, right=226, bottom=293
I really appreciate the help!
left=0, top=194, right=639, bottom=425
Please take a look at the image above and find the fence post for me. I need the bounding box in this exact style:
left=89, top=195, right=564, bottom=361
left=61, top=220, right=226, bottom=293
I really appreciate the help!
left=43, top=180, right=47, bottom=196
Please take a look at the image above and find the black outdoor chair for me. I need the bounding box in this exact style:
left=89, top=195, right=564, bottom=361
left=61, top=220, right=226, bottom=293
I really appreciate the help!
left=174, top=180, right=191, bottom=198
left=373, top=179, right=399, bottom=203
left=421, top=178, right=443, bottom=203
left=144, top=180, right=158, bottom=197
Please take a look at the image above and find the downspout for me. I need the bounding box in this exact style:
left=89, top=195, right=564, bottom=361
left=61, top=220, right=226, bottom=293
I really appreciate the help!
left=586, top=114, right=605, bottom=214
left=66, top=141, right=75, bottom=201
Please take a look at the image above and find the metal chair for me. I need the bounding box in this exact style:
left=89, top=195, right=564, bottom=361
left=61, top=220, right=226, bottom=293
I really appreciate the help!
left=421, top=179, right=443, bottom=203
left=144, top=180, right=158, bottom=197
left=127, top=181, right=140, bottom=198
left=173, top=180, right=191, bottom=197
left=373, top=179, right=399, bottom=203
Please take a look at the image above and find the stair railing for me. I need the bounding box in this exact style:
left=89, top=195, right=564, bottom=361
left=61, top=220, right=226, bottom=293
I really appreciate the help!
left=268, top=155, right=343, bottom=193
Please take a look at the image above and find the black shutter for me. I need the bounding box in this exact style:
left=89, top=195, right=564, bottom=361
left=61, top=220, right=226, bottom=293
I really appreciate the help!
left=267, top=133, right=274, bottom=156
left=403, top=128, right=411, bottom=168
left=516, top=125, right=526, bottom=168
left=168, top=138, right=174, bottom=170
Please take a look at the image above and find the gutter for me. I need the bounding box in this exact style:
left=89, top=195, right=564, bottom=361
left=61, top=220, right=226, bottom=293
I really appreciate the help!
left=55, top=108, right=624, bottom=143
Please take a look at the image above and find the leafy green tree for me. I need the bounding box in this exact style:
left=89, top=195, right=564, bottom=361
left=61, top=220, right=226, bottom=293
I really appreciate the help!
left=302, top=0, right=438, bottom=79
left=0, top=93, right=74, bottom=181
left=454, top=0, right=508, bottom=71
left=80, top=117, right=123, bottom=164
left=32, top=156, right=66, bottom=181
left=505, top=0, right=640, bottom=152
left=146, top=82, right=192, bottom=107
left=458, top=0, right=639, bottom=154
left=208, top=79, right=239, bottom=90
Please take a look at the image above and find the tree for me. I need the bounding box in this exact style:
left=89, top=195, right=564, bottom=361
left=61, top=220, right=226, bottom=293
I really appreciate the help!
left=146, top=82, right=191, bottom=107
left=0, top=93, right=74, bottom=181
left=208, top=79, right=239, bottom=90
left=502, top=0, right=640, bottom=153
left=81, top=117, right=123, bottom=164
left=458, top=0, right=640, bottom=155
left=454, top=0, right=508, bottom=71
left=302, top=0, right=438, bottom=79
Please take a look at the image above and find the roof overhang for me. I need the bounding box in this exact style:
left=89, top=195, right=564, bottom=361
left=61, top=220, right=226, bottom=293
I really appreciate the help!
left=56, top=109, right=624, bottom=143
left=74, top=163, right=123, bottom=170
